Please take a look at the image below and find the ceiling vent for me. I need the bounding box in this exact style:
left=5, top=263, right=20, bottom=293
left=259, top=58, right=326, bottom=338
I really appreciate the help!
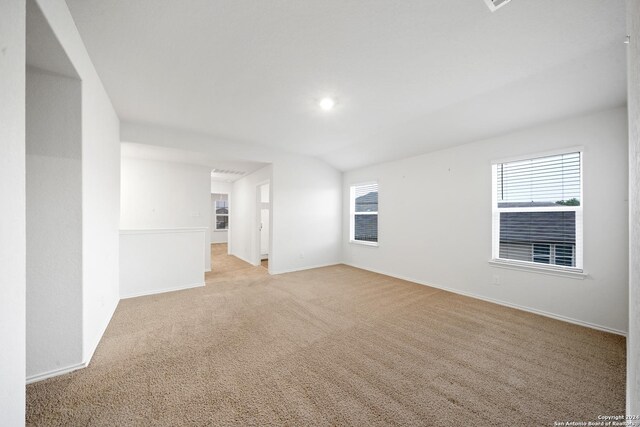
left=483, top=0, right=512, bottom=12
left=211, top=169, right=245, bottom=176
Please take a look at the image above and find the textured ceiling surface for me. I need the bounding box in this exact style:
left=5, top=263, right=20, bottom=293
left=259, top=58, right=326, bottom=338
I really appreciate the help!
left=121, top=143, right=266, bottom=182
left=66, top=0, right=627, bottom=170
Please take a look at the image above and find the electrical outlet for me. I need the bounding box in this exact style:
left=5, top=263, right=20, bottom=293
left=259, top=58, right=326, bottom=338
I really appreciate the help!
left=492, top=274, right=500, bottom=285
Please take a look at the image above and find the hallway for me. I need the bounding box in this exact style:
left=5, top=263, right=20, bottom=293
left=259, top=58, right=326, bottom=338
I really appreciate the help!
left=207, top=243, right=268, bottom=282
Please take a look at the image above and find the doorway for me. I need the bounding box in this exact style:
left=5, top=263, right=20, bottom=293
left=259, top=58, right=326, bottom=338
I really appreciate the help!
left=25, top=0, right=83, bottom=381
left=257, top=182, right=270, bottom=269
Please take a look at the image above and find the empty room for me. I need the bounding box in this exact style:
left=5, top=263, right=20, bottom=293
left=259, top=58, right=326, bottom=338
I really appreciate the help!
left=1, top=0, right=639, bottom=425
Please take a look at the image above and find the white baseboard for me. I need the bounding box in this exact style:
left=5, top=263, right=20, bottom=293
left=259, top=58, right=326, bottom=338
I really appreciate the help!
left=26, top=362, right=87, bottom=385
left=120, top=282, right=205, bottom=299
left=343, top=262, right=627, bottom=337
left=271, top=262, right=341, bottom=275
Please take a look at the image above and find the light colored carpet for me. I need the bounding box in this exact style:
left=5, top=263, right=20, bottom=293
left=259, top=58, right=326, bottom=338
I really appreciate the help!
left=27, top=243, right=625, bottom=426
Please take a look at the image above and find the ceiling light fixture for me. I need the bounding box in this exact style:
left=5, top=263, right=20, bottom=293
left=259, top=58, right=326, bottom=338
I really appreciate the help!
left=483, top=0, right=512, bottom=12
left=319, top=97, right=336, bottom=111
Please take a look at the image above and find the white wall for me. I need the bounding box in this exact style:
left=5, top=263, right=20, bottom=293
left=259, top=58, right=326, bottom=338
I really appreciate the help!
left=211, top=180, right=232, bottom=244
left=123, top=120, right=345, bottom=275
left=270, top=156, right=342, bottom=273
left=0, top=0, right=26, bottom=422
left=80, top=49, right=121, bottom=365
left=229, top=155, right=343, bottom=274
left=211, top=180, right=232, bottom=195
left=121, top=157, right=212, bottom=271
left=120, top=229, right=206, bottom=298
left=33, top=0, right=122, bottom=368
left=627, top=0, right=640, bottom=414
left=343, top=107, right=628, bottom=334
left=26, top=67, right=83, bottom=380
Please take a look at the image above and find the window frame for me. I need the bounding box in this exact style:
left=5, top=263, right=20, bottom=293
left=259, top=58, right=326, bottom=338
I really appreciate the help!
left=349, top=181, right=379, bottom=247
left=490, top=149, right=584, bottom=275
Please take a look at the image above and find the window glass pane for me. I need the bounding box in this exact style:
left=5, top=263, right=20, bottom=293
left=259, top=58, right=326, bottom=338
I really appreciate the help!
left=354, top=185, right=378, bottom=213
left=500, top=211, right=576, bottom=246
left=554, top=257, right=574, bottom=267
left=497, top=152, right=580, bottom=207
left=533, top=243, right=551, bottom=264
left=354, top=214, right=377, bottom=242
left=215, top=200, right=228, bottom=214
left=554, top=244, right=574, bottom=267
left=500, top=211, right=576, bottom=266
left=216, top=215, right=229, bottom=230
left=555, top=244, right=573, bottom=256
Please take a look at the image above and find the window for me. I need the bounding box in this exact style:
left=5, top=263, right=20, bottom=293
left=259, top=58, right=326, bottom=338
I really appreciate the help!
left=213, top=195, right=229, bottom=231
left=492, top=151, right=582, bottom=271
left=350, top=182, right=378, bottom=245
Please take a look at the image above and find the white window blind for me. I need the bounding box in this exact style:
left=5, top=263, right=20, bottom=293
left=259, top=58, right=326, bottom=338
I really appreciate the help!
left=492, top=151, right=583, bottom=271
left=350, top=182, right=378, bottom=244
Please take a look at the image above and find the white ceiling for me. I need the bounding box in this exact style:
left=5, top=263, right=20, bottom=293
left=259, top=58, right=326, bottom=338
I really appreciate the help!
left=121, top=143, right=266, bottom=182
left=66, top=0, right=627, bottom=171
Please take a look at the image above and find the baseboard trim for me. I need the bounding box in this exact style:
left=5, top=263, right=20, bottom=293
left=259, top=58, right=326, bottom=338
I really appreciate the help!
left=120, top=282, right=205, bottom=299
left=26, top=362, right=87, bottom=384
left=343, top=262, right=627, bottom=337
left=271, top=262, right=341, bottom=275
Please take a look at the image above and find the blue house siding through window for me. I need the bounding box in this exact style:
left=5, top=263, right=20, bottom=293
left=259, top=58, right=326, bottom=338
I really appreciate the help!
left=499, top=211, right=576, bottom=266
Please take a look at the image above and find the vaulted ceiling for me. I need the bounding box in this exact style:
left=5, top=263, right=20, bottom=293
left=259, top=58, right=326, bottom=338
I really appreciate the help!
left=66, top=0, right=627, bottom=171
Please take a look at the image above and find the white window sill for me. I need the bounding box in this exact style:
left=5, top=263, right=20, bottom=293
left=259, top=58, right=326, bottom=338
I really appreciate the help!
left=349, top=240, right=379, bottom=247
left=213, top=229, right=229, bottom=232
left=489, top=259, right=587, bottom=280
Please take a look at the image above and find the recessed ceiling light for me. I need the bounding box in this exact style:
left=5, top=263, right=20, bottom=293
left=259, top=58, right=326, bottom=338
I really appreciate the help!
left=319, top=97, right=336, bottom=111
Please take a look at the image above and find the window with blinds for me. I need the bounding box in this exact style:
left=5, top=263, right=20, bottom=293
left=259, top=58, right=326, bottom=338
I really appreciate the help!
left=213, top=195, right=229, bottom=230
left=350, top=182, right=378, bottom=245
left=492, top=151, right=583, bottom=271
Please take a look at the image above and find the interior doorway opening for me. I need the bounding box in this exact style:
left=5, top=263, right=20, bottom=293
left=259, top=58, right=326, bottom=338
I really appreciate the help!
left=25, top=0, right=83, bottom=382
left=257, top=182, right=270, bottom=270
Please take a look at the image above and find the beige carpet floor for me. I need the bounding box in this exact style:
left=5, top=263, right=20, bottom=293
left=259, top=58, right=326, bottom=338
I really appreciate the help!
left=27, top=243, right=625, bottom=426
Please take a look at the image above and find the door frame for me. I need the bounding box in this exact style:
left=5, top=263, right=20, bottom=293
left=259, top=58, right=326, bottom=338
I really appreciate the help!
left=254, top=180, right=271, bottom=271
